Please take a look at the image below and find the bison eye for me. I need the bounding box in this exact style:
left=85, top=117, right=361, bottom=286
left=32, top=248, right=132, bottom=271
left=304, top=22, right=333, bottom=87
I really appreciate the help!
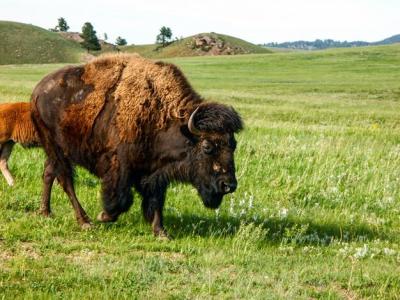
left=202, top=140, right=215, bottom=155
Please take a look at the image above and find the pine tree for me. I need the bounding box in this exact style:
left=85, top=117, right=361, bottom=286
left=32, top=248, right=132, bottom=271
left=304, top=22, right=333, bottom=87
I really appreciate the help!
left=55, top=17, right=69, bottom=32
left=115, top=36, right=128, bottom=46
left=80, top=22, right=101, bottom=52
left=156, top=26, right=172, bottom=47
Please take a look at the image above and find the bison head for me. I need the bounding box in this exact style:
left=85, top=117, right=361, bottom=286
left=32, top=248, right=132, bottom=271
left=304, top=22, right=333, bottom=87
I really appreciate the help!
left=182, top=103, right=243, bottom=209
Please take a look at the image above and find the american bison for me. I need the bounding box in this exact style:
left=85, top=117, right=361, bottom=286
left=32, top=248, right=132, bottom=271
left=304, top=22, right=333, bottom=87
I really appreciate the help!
left=31, top=54, right=242, bottom=237
left=0, top=102, right=39, bottom=186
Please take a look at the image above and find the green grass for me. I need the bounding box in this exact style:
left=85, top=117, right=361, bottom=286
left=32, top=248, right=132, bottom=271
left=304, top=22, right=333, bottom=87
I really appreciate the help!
left=0, top=21, right=83, bottom=65
left=1, top=44, right=400, bottom=298
left=123, top=32, right=272, bottom=58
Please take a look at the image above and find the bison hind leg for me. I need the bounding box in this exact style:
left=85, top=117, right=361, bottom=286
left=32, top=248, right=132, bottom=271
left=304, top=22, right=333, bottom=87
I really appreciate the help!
left=39, top=159, right=56, bottom=217
left=57, top=168, right=92, bottom=229
left=31, top=107, right=91, bottom=229
left=46, top=158, right=92, bottom=229
left=41, top=155, right=92, bottom=229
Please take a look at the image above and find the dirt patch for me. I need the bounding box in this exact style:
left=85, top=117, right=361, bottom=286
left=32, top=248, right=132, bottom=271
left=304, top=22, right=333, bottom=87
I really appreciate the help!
left=66, top=249, right=98, bottom=264
left=331, top=283, right=358, bottom=300
left=0, top=242, right=41, bottom=262
left=306, top=283, right=358, bottom=299
left=67, top=248, right=185, bottom=263
left=138, top=249, right=186, bottom=261
left=20, top=242, right=41, bottom=260
left=0, top=250, right=13, bottom=261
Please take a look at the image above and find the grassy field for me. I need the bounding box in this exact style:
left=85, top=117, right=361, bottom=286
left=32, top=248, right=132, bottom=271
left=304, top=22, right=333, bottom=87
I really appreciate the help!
left=0, top=44, right=399, bottom=299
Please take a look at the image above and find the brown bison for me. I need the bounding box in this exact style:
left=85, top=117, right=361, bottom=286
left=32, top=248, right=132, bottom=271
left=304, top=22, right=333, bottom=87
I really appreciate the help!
left=31, top=54, right=242, bottom=237
left=0, top=102, right=39, bottom=186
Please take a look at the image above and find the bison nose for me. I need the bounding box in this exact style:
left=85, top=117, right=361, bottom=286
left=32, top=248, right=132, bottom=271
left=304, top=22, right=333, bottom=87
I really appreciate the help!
left=219, top=179, right=237, bottom=194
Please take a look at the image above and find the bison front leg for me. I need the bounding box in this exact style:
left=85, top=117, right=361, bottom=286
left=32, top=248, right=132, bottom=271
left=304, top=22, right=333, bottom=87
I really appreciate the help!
left=97, top=185, right=133, bottom=223
left=140, top=187, right=169, bottom=239
left=97, top=164, right=133, bottom=223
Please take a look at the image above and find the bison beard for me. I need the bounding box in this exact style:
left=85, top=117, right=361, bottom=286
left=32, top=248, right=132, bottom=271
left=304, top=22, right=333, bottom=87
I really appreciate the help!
left=31, top=54, right=242, bottom=237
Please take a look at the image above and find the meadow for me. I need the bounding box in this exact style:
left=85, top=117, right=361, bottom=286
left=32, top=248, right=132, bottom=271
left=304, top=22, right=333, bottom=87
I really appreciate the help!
left=0, top=44, right=399, bottom=299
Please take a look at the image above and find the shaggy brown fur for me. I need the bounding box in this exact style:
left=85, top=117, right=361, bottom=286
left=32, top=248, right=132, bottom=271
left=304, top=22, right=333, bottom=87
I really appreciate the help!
left=31, top=53, right=242, bottom=237
left=0, top=102, right=39, bottom=186
left=60, top=54, right=202, bottom=142
left=60, top=55, right=128, bottom=139
left=114, top=57, right=202, bottom=141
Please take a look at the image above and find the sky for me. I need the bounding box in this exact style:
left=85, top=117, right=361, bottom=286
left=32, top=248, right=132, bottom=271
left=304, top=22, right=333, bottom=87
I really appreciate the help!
left=1, top=0, right=399, bottom=45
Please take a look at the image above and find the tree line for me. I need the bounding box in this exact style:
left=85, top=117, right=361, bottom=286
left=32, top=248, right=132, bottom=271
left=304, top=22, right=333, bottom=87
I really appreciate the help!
left=51, top=17, right=173, bottom=52
left=265, top=39, right=370, bottom=50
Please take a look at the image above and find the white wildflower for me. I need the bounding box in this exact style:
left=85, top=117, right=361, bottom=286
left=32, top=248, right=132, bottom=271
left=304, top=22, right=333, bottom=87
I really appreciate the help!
left=215, top=208, right=220, bottom=219
left=383, top=248, right=396, bottom=256
left=279, top=208, right=288, bottom=219
left=248, top=194, right=254, bottom=209
left=354, top=244, right=369, bottom=259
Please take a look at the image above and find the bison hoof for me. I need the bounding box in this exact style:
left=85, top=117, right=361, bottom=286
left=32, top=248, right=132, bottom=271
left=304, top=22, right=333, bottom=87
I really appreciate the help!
left=80, top=222, right=93, bottom=230
left=97, top=211, right=116, bottom=223
left=39, top=209, right=52, bottom=217
left=154, top=229, right=171, bottom=241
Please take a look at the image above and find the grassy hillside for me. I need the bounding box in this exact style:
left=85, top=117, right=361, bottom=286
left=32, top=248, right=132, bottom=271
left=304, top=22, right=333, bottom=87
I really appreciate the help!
left=0, top=21, right=83, bottom=64
left=0, top=23, right=271, bottom=64
left=123, top=32, right=272, bottom=58
left=0, top=44, right=400, bottom=298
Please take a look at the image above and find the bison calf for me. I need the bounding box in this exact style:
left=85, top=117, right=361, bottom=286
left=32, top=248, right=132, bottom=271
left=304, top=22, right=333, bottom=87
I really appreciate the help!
left=31, top=54, right=242, bottom=237
left=0, top=102, right=39, bottom=186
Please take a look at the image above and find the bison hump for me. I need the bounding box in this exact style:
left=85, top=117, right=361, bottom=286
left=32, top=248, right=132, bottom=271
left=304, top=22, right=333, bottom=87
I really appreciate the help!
left=60, top=59, right=127, bottom=139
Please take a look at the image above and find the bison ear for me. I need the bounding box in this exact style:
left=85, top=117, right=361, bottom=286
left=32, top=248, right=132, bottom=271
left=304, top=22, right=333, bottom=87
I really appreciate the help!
left=180, top=125, right=198, bottom=144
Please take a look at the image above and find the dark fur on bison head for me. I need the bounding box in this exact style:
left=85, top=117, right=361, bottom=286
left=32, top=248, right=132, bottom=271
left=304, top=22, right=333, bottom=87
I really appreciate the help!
left=181, top=103, right=243, bottom=209
left=190, top=102, right=243, bottom=134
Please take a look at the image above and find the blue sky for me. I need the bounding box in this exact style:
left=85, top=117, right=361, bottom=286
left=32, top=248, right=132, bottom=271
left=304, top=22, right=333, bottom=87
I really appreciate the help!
left=1, top=0, right=399, bottom=45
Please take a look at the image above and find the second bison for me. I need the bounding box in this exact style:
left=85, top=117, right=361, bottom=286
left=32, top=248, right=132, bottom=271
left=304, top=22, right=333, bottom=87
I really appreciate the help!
left=31, top=54, right=242, bottom=237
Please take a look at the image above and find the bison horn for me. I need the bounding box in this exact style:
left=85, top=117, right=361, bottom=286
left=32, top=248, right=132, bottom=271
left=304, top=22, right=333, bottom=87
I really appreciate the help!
left=188, top=107, right=202, bottom=136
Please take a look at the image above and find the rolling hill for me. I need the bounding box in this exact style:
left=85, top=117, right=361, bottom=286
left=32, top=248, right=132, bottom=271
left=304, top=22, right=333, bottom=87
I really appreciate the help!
left=122, top=32, right=272, bottom=58
left=0, top=22, right=272, bottom=64
left=374, top=34, right=400, bottom=45
left=0, top=21, right=84, bottom=65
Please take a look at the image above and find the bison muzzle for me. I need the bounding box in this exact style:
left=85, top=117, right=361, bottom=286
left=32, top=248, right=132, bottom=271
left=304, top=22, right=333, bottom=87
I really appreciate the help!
left=31, top=54, right=243, bottom=237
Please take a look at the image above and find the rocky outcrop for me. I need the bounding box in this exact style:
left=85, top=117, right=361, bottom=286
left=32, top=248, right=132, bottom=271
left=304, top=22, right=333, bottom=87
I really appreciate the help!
left=59, top=32, right=84, bottom=43
left=189, top=34, right=249, bottom=55
left=59, top=32, right=114, bottom=48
